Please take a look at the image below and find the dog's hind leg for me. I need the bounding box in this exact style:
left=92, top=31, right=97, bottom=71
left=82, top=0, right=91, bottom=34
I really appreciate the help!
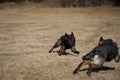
left=71, top=46, right=79, bottom=54
left=86, top=63, right=92, bottom=76
left=73, top=61, right=85, bottom=74
left=114, top=54, right=120, bottom=63
left=49, top=39, right=62, bottom=53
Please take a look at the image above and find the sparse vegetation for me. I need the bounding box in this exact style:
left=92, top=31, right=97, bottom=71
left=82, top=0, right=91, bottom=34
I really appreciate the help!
left=0, top=7, right=120, bottom=80
left=0, top=0, right=44, bottom=3
left=0, top=0, right=120, bottom=7
left=0, top=0, right=25, bottom=3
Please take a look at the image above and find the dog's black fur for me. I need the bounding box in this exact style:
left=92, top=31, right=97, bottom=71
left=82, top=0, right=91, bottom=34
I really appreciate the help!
left=49, top=32, right=79, bottom=56
left=73, top=37, right=120, bottom=76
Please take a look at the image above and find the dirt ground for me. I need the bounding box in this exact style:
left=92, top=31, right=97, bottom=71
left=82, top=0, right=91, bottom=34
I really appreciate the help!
left=0, top=6, right=120, bottom=80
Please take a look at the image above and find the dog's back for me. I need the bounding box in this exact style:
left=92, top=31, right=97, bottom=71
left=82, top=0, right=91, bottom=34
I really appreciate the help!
left=83, top=38, right=119, bottom=62
left=98, top=37, right=119, bottom=62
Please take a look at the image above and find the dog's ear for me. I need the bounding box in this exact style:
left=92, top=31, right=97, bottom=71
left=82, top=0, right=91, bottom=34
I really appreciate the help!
left=65, top=33, right=68, bottom=36
left=64, top=33, right=68, bottom=39
left=98, top=37, right=104, bottom=46
left=100, top=37, right=104, bottom=41
left=71, top=32, right=74, bottom=37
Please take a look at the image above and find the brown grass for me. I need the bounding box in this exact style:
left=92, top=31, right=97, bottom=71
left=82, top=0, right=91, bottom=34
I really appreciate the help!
left=0, top=6, right=120, bottom=80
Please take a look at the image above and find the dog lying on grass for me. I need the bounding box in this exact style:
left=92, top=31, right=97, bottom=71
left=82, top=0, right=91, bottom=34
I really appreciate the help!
left=49, top=32, right=79, bottom=56
left=73, top=37, right=120, bottom=76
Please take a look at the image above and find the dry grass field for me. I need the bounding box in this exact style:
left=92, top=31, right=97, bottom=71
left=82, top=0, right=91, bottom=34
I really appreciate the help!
left=0, top=6, right=120, bottom=80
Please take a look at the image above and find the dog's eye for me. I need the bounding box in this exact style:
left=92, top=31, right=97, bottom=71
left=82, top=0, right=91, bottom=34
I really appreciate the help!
left=71, top=38, right=74, bottom=41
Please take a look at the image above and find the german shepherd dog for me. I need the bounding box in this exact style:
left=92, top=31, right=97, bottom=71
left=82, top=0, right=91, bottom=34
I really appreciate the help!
left=73, top=37, right=120, bottom=76
left=49, top=32, right=79, bottom=56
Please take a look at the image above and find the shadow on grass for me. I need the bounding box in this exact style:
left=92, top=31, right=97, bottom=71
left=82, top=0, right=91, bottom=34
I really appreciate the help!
left=52, top=51, right=79, bottom=57
left=79, top=66, right=115, bottom=73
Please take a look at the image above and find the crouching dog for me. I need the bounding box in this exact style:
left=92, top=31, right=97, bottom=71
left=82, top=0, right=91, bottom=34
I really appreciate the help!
left=49, top=32, right=79, bottom=56
left=73, top=37, right=120, bottom=76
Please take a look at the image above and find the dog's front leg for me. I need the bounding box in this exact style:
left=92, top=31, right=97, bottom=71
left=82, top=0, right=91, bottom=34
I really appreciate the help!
left=71, top=46, right=79, bottom=54
left=73, top=61, right=84, bottom=74
left=58, top=45, right=65, bottom=56
left=49, top=39, right=61, bottom=53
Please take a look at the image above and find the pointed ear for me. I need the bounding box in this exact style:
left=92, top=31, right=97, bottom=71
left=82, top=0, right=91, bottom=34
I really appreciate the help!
left=64, top=33, right=68, bottom=39
left=98, top=36, right=104, bottom=46
left=71, top=32, right=74, bottom=36
left=65, top=33, right=68, bottom=36
left=100, top=37, right=104, bottom=41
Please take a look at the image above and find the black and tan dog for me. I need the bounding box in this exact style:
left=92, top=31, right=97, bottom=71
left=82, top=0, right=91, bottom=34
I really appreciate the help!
left=73, top=37, right=120, bottom=76
left=49, top=32, right=79, bottom=56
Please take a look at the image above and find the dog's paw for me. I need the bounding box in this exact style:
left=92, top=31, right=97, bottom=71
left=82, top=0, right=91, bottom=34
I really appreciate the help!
left=49, top=50, right=52, bottom=53
left=74, top=51, right=80, bottom=54
left=58, top=53, right=61, bottom=56
left=73, top=70, right=78, bottom=75
left=86, top=72, right=91, bottom=76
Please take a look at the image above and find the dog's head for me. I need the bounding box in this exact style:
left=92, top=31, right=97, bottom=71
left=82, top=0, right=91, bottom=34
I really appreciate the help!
left=62, top=32, right=75, bottom=47
left=98, top=37, right=113, bottom=46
